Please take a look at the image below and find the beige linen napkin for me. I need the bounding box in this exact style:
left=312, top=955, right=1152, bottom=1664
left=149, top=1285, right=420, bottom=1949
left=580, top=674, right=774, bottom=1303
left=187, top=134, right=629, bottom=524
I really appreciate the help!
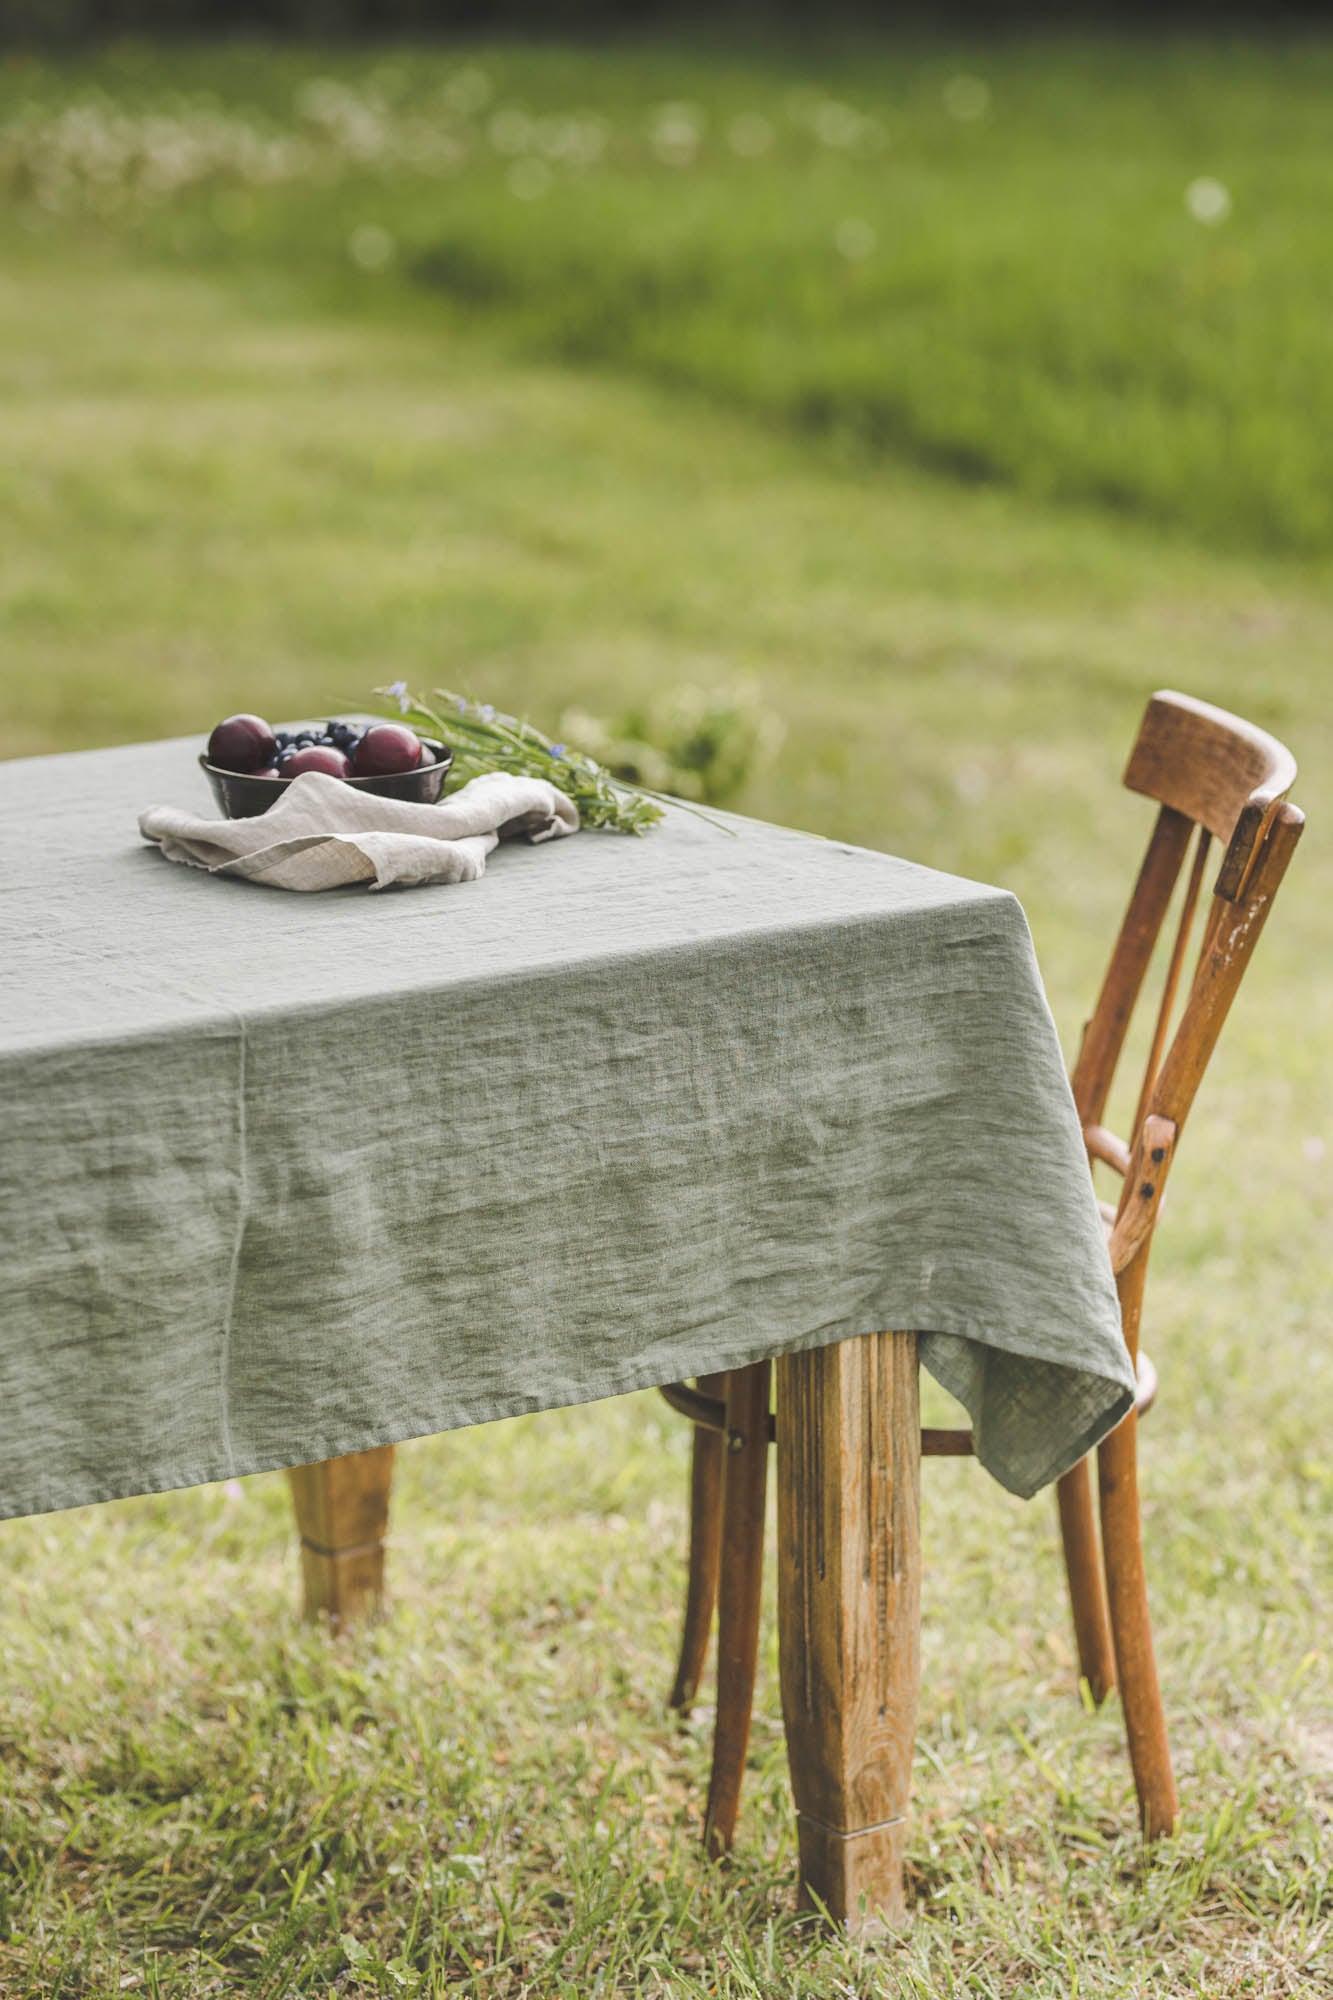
left=139, top=769, right=579, bottom=891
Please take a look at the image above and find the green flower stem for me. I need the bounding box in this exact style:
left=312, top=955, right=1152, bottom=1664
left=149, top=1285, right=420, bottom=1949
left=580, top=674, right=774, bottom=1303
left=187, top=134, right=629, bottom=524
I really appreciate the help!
left=371, top=686, right=731, bottom=836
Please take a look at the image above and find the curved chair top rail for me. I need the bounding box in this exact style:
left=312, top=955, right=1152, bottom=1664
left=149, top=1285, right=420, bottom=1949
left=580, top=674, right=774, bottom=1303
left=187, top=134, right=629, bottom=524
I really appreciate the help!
left=1072, top=689, right=1300, bottom=1143
left=1123, top=690, right=1298, bottom=900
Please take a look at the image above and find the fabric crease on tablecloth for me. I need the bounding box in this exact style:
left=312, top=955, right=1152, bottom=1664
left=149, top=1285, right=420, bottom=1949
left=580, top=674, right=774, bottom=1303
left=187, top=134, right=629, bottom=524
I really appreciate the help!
left=1, top=735, right=1136, bottom=1520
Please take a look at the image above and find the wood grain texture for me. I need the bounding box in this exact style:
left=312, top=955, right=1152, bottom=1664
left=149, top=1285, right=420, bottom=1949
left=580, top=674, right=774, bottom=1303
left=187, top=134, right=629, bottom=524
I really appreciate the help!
left=286, top=1445, right=395, bottom=1629
left=1151, top=804, right=1304, bottom=1124
left=704, top=1362, right=771, bottom=1857
left=1123, top=689, right=1296, bottom=861
left=919, top=1427, right=974, bottom=1456
left=668, top=1372, right=730, bottom=1713
left=776, top=1333, right=920, bottom=1929
left=1099, top=804, right=1303, bottom=1838
left=1131, top=827, right=1211, bottom=1138
left=1056, top=1459, right=1117, bottom=1704
left=1069, top=804, right=1194, bottom=1134
left=1057, top=693, right=1303, bottom=1838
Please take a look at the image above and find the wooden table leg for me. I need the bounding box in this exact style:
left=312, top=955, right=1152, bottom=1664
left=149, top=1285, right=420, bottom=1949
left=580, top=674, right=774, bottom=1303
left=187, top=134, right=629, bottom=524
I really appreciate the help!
left=776, top=1332, right=920, bottom=1929
left=286, top=1445, right=395, bottom=1628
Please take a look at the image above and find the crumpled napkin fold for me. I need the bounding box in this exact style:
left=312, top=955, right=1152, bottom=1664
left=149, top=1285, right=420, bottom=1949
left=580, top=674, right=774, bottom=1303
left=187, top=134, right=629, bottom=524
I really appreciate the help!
left=139, top=769, right=579, bottom=891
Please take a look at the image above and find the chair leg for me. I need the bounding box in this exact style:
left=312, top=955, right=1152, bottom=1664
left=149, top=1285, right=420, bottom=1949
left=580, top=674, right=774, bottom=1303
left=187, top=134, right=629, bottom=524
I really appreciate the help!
left=669, top=1372, right=730, bottom=1711
left=703, top=1360, right=771, bottom=1859
left=1056, top=1458, right=1117, bottom=1703
left=1097, top=1410, right=1179, bottom=1838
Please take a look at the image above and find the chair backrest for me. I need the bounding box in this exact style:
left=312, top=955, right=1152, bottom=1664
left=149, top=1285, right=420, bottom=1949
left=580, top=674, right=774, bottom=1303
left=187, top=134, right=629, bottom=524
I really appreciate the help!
left=1070, top=692, right=1303, bottom=1293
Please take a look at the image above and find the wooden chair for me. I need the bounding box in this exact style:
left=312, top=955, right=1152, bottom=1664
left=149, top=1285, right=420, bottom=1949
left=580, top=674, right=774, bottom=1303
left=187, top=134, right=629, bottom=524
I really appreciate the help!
left=659, top=690, right=1303, bottom=1852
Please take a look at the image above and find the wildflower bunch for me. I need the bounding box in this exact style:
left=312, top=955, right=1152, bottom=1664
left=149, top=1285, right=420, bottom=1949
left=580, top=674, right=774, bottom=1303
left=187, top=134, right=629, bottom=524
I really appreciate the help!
left=375, top=685, right=663, bottom=836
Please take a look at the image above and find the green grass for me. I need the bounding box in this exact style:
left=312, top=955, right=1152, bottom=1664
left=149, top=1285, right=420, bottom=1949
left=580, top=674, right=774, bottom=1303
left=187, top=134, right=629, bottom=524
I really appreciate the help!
left=1, top=34, right=1332, bottom=2000
left=5, top=36, right=1333, bottom=553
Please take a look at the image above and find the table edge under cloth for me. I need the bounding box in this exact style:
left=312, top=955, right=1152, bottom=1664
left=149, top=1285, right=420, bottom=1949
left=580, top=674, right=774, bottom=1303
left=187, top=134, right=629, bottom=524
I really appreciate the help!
left=1, top=837, right=1134, bottom=1518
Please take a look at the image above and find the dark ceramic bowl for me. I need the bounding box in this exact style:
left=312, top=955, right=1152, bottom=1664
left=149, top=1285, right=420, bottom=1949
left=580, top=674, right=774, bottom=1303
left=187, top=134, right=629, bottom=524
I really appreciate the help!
left=200, top=740, right=454, bottom=819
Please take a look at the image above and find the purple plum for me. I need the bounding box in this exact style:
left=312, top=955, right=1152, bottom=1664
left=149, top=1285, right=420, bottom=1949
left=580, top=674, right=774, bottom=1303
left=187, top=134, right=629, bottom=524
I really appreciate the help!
left=283, top=746, right=351, bottom=779
left=351, top=724, right=424, bottom=777
left=207, top=713, right=277, bottom=773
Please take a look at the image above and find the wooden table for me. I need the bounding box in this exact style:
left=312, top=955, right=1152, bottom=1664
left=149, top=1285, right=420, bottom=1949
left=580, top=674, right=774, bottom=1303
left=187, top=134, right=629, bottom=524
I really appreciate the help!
left=3, top=736, right=1133, bottom=1933
left=289, top=1328, right=921, bottom=1927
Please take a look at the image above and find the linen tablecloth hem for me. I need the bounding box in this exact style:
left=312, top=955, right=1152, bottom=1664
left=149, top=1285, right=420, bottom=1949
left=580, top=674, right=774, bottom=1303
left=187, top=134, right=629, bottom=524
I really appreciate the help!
left=0, top=1310, right=1133, bottom=1523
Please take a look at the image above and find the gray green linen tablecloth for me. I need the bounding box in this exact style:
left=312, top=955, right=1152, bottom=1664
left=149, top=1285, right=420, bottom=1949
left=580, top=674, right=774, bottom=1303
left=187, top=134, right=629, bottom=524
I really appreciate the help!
left=0, top=737, right=1134, bottom=1521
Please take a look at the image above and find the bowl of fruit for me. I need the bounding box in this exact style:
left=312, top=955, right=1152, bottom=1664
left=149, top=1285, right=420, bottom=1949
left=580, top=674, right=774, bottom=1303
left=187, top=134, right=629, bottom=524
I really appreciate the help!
left=200, top=714, right=453, bottom=819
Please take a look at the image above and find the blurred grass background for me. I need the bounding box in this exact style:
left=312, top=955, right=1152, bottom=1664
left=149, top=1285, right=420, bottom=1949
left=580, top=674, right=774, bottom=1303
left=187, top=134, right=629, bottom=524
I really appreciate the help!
left=6, top=38, right=1333, bottom=550
left=0, top=29, right=1330, bottom=2000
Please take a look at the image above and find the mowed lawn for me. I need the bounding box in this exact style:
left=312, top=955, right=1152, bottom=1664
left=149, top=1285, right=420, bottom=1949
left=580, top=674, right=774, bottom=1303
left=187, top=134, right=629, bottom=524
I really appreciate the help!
left=1, top=35, right=1331, bottom=2000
